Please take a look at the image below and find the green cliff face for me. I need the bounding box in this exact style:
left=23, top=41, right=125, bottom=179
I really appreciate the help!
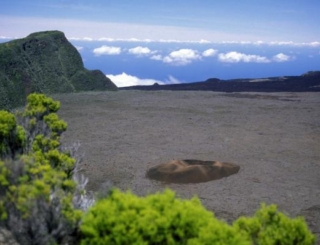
left=0, top=30, right=117, bottom=110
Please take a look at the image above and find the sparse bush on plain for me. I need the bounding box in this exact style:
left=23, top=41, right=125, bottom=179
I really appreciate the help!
left=80, top=189, right=248, bottom=245
left=80, top=189, right=316, bottom=245
left=0, top=93, right=316, bottom=245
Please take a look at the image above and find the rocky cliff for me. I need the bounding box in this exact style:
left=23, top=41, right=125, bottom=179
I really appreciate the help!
left=0, top=31, right=117, bottom=110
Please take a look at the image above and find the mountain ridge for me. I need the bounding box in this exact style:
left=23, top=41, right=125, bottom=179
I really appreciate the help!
left=120, top=71, right=320, bottom=92
left=0, top=30, right=117, bottom=110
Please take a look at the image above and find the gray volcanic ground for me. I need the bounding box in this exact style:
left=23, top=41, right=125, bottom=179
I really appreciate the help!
left=55, top=91, right=320, bottom=237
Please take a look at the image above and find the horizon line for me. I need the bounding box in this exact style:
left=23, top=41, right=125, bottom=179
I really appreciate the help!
left=1, top=35, right=319, bottom=47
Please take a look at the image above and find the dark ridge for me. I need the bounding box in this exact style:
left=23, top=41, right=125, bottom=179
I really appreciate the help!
left=120, top=71, right=320, bottom=93
left=0, top=30, right=117, bottom=110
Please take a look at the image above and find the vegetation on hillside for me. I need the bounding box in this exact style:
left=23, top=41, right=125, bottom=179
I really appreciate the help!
left=0, top=94, right=316, bottom=244
left=0, top=31, right=117, bottom=110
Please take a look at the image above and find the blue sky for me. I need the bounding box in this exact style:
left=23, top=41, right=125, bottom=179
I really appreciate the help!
left=1, top=0, right=320, bottom=86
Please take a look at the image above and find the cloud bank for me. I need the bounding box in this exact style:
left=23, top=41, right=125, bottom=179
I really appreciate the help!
left=272, top=53, right=295, bottom=62
left=68, top=36, right=320, bottom=47
left=162, top=49, right=201, bottom=65
left=128, top=46, right=153, bottom=56
left=202, top=49, right=218, bottom=57
left=106, top=73, right=181, bottom=87
left=218, top=51, right=270, bottom=63
left=93, top=45, right=121, bottom=56
left=91, top=45, right=296, bottom=66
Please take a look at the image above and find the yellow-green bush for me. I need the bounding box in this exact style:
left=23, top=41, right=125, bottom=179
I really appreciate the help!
left=0, top=93, right=84, bottom=245
left=24, top=93, right=60, bottom=118
left=80, top=189, right=248, bottom=245
left=81, top=189, right=316, bottom=245
left=234, top=203, right=316, bottom=245
left=0, top=110, right=26, bottom=157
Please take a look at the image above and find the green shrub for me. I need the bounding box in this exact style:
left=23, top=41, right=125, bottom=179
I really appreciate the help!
left=0, top=93, right=88, bottom=245
left=0, top=110, right=26, bottom=157
left=24, top=93, right=60, bottom=118
left=80, top=189, right=249, bottom=245
left=81, top=189, right=316, bottom=245
left=234, top=203, right=316, bottom=245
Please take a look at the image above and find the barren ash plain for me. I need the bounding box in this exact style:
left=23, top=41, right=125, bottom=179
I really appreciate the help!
left=55, top=90, right=320, bottom=237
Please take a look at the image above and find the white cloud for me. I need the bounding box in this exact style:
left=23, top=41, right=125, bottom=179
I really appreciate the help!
left=199, top=39, right=211, bottom=44
left=0, top=35, right=13, bottom=39
left=218, top=51, right=270, bottom=63
left=270, top=41, right=295, bottom=46
left=68, top=37, right=320, bottom=46
left=93, top=45, right=121, bottom=56
left=106, top=73, right=164, bottom=87
left=128, top=46, right=153, bottom=56
left=83, top=37, right=93, bottom=41
left=67, top=36, right=320, bottom=46
left=97, top=37, right=116, bottom=42
left=150, top=54, right=163, bottom=61
left=202, top=49, right=218, bottom=57
left=309, top=42, right=320, bottom=47
left=106, top=73, right=181, bottom=87
left=163, top=49, right=201, bottom=65
left=305, top=42, right=320, bottom=47
left=272, top=53, right=294, bottom=62
left=216, top=52, right=294, bottom=63
left=254, top=41, right=265, bottom=45
left=269, top=41, right=320, bottom=47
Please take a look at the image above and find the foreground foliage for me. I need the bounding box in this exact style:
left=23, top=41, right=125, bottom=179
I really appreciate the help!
left=235, top=204, right=316, bottom=245
left=0, top=93, right=316, bottom=245
left=0, top=93, right=85, bottom=244
left=80, top=189, right=316, bottom=245
left=80, top=189, right=248, bottom=245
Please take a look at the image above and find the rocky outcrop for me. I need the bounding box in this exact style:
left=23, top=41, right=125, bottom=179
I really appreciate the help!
left=0, top=31, right=117, bottom=110
left=146, top=159, right=240, bottom=183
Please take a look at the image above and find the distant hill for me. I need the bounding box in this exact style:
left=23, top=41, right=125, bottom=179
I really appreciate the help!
left=121, top=71, right=320, bottom=93
left=0, top=30, right=117, bottom=110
